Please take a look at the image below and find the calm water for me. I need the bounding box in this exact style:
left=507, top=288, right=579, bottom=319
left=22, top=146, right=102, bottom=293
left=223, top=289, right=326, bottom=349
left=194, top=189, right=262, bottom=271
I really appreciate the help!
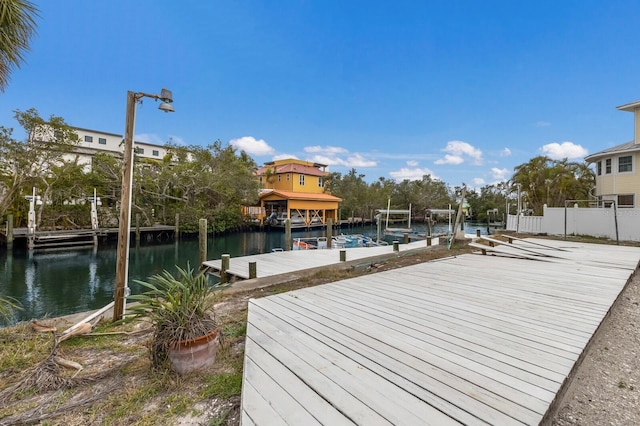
left=0, top=222, right=492, bottom=324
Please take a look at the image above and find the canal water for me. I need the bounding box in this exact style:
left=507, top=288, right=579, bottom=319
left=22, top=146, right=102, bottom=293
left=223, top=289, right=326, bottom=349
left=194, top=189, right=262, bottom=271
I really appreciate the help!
left=0, top=222, right=492, bottom=325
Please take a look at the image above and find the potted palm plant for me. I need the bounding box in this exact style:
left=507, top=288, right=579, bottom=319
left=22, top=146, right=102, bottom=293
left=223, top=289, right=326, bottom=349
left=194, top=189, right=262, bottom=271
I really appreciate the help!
left=127, top=264, right=221, bottom=374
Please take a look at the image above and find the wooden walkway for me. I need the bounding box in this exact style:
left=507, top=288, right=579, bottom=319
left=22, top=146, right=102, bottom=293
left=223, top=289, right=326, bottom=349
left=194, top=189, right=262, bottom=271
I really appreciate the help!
left=202, top=239, right=434, bottom=280
left=241, top=238, right=640, bottom=425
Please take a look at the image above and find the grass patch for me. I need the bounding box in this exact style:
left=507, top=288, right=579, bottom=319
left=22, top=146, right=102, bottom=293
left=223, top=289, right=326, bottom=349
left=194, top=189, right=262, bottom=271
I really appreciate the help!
left=201, top=371, right=243, bottom=399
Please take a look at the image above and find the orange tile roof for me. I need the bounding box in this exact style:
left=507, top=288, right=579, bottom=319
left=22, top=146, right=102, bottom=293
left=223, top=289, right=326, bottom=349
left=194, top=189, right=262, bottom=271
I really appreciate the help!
left=255, top=163, right=326, bottom=177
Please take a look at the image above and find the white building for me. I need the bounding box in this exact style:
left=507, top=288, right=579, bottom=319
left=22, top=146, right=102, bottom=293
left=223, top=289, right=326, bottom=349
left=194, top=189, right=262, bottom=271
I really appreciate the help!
left=64, top=127, right=169, bottom=171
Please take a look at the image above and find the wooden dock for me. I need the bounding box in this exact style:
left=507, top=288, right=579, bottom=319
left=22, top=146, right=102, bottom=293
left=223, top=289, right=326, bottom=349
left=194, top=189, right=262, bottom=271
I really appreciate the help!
left=6, top=225, right=176, bottom=250
left=241, top=238, right=640, bottom=425
left=202, top=239, right=435, bottom=281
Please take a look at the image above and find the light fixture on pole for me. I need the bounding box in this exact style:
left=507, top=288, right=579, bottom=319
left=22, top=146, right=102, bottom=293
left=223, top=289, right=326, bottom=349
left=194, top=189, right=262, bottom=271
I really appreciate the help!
left=113, top=88, right=174, bottom=321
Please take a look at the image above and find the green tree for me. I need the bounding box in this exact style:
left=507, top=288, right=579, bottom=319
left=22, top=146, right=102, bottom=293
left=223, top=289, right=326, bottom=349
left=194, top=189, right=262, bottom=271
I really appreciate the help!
left=511, top=156, right=595, bottom=215
left=0, top=0, right=39, bottom=92
left=0, top=108, right=80, bottom=222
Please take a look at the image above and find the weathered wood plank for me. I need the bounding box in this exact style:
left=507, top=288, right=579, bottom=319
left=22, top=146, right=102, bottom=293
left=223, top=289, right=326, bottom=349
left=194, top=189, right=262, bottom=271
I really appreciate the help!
left=241, top=239, right=638, bottom=425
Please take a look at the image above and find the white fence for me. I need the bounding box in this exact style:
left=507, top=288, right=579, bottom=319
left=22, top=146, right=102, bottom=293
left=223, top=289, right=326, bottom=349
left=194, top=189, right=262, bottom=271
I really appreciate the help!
left=506, top=205, right=640, bottom=242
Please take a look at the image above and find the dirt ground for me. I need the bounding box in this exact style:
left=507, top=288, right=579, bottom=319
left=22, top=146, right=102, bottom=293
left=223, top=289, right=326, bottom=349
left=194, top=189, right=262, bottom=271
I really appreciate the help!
left=1, top=238, right=639, bottom=425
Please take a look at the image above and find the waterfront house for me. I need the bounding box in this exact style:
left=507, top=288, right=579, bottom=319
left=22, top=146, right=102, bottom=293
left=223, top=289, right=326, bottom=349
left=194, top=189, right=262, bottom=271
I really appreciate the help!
left=585, top=99, right=640, bottom=208
left=253, top=159, right=342, bottom=227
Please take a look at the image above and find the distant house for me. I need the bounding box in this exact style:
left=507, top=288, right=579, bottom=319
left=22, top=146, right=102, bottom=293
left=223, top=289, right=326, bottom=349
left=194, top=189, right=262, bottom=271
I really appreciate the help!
left=253, top=159, right=342, bottom=227
left=585, top=99, right=640, bottom=208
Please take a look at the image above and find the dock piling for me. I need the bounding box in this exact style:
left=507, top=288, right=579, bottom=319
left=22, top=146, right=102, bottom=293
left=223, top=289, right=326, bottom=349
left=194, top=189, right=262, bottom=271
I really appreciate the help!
left=135, top=214, right=141, bottom=245
left=249, top=261, right=257, bottom=279
left=199, top=219, right=207, bottom=267
left=285, top=219, right=291, bottom=251
left=339, top=250, right=346, bottom=262
left=327, top=218, right=333, bottom=249
left=6, top=214, right=13, bottom=250
left=221, top=254, right=230, bottom=283
left=393, top=241, right=399, bottom=252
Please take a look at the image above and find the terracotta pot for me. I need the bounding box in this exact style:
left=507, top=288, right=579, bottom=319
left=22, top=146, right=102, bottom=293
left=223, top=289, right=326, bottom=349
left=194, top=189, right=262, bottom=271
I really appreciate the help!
left=167, top=328, right=220, bottom=374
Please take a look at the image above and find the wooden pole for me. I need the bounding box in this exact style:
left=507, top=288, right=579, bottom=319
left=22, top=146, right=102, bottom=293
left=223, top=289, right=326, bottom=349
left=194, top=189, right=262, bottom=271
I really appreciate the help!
left=339, top=250, right=346, bottom=262
left=403, top=233, right=409, bottom=244
left=221, top=254, right=230, bottom=284
left=393, top=241, right=399, bottom=252
left=285, top=218, right=291, bottom=251
left=135, top=213, right=141, bottom=245
left=6, top=214, right=13, bottom=250
left=327, top=218, right=333, bottom=249
left=249, top=261, right=257, bottom=279
left=426, top=236, right=432, bottom=247
left=199, top=218, right=207, bottom=267
left=113, top=90, right=137, bottom=321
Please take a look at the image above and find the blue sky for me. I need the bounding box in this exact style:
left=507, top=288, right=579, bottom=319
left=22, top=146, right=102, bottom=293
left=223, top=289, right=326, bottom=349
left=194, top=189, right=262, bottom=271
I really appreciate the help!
left=2, top=0, right=639, bottom=187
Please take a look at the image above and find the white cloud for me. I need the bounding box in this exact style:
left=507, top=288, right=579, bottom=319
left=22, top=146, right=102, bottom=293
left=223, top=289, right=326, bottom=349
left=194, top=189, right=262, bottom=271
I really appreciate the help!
left=500, top=148, right=512, bottom=157
left=307, top=153, right=377, bottom=168
left=229, top=136, right=275, bottom=156
left=472, top=177, right=486, bottom=186
left=540, top=141, right=588, bottom=160
left=491, top=167, right=510, bottom=180
left=406, top=160, right=418, bottom=167
left=536, top=121, right=551, bottom=127
left=435, top=140, right=483, bottom=165
left=389, top=167, right=438, bottom=182
left=273, top=153, right=298, bottom=161
left=304, top=145, right=348, bottom=155
left=434, top=154, right=464, bottom=165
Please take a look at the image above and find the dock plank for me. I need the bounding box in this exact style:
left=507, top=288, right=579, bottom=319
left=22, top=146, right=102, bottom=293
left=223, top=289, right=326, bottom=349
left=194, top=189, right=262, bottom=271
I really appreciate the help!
left=241, top=238, right=639, bottom=425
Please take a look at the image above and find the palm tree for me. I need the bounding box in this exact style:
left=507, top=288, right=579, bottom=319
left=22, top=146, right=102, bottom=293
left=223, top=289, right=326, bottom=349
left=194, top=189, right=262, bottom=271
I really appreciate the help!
left=0, top=0, right=39, bottom=92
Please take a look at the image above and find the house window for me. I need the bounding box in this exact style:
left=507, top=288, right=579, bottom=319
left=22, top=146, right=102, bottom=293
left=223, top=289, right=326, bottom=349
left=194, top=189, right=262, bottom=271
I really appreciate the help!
left=98, top=137, right=107, bottom=145
left=597, top=161, right=602, bottom=176
left=299, top=174, right=305, bottom=185
left=135, top=147, right=144, bottom=155
left=152, top=150, right=159, bottom=156
left=318, top=177, right=324, bottom=187
left=605, top=159, right=612, bottom=174
left=618, top=155, right=633, bottom=173
left=84, top=135, right=93, bottom=143
left=259, top=176, right=263, bottom=185
left=286, top=174, right=290, bottom=181
left=278, top=175, right=281, bottom=182
left=618, top=194, right=634, bottom=208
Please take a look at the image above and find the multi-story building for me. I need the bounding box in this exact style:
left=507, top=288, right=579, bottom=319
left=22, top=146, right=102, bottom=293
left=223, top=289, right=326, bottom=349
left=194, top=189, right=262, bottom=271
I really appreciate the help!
left=63, top=127, right=168, bottom=171
left=253, top=158, right=342, bottom=227
left=585, top=99, right=640, bottom=208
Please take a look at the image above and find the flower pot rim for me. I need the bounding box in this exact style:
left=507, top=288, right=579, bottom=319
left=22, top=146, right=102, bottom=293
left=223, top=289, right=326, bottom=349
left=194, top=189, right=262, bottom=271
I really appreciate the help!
left=170, top=328, right=219, bottom=349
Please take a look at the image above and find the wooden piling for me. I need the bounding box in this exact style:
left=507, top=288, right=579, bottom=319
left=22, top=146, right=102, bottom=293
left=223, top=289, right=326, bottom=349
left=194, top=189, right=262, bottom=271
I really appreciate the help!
left=476, top=229, right=481, bottom=237
left=221, top=254, right=230, bottom=283
left=426, top=236, right=432, bottom=247
left=393, top=241, right=399, bottom=252
left=403, top=233, right=409, bottom=244
left=199, top=219, right=207, bottom=267
left=339, top=250, right=346, bottom=262
left=327, top=218, right=333, bottom=249
left=6, top=214, right=13, bottom=250
left=249, top=261, right=257, bottom=279
left=135, top=214, right=141, bottom=245
left=285, top=219, right=291, bottom=251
